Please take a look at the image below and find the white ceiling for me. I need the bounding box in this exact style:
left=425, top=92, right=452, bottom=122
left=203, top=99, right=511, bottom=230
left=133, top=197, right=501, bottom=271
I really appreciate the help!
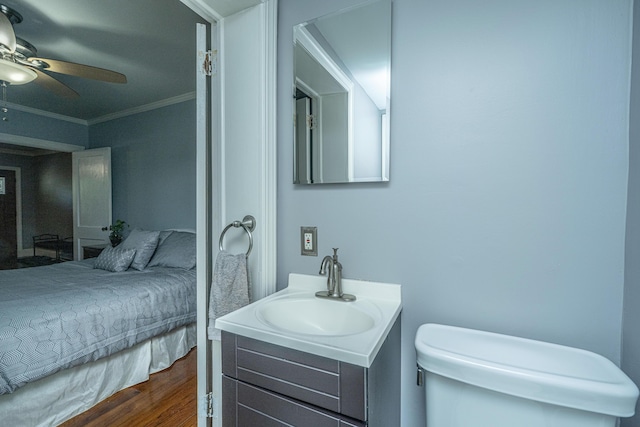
left=197, top=0, right=263, bottom=18
left=0, top=0, right=207, bottom=122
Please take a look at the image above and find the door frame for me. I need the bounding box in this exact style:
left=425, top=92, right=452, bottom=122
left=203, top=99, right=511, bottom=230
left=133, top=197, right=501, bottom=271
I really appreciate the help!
left=0, top=167, right=21, bottom=256
left=185, top=1, right=278, bottom=425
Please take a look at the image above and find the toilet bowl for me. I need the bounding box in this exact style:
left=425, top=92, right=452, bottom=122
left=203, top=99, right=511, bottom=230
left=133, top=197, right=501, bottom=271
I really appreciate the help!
left=415, top=323, right=639, bottom=427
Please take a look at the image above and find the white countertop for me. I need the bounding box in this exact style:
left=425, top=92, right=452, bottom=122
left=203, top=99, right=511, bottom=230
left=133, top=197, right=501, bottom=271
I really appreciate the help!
left=215, top=273, right=402, bottom=367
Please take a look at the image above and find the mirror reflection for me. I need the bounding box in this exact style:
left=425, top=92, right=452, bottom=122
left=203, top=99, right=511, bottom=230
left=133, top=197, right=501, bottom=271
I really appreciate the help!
left=293, top=0, right=391, bottom=184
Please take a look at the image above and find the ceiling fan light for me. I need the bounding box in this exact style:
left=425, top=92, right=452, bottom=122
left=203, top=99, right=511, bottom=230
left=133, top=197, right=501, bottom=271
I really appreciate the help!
left=0, top=57, right=35, bottom=84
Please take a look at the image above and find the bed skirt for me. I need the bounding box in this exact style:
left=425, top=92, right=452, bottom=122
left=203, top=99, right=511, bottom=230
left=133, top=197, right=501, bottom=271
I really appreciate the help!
left=0, top=323, right=197, bottom=427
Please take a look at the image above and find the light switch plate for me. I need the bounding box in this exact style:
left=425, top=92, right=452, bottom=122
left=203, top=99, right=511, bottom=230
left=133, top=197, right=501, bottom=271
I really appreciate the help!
left=300, top=226, right=317, bottom=256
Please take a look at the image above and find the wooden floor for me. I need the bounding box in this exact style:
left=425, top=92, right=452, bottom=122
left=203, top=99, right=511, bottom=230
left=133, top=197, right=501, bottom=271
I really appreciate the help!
left=60, top=348, right=197, bottom=427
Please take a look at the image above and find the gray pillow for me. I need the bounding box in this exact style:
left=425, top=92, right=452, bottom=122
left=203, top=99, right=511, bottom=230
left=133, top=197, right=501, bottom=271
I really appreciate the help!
left=120, top=229, right=161, bottom=270
left=147, top=231, right=196, bottom=269
left=94, top=246, right=137, bottom=272
left=157, top=230, right=173, bottom=245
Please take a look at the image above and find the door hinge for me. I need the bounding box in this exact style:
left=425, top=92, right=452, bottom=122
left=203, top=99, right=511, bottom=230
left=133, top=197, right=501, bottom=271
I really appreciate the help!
left=199, top=50, right=217, bottom=77
left=199, top=392, right=216, bottom=418
left=306, top=114, right=316, bottom=130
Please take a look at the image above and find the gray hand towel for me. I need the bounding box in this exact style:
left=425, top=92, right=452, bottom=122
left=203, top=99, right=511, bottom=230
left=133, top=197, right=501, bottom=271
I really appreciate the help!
left=207, top=250, right=251, bottom=341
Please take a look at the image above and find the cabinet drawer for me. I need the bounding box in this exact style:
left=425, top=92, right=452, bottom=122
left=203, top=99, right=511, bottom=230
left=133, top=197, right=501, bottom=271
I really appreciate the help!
left=223, top=376, right=365, bottom=427
left=222, top=332, right=366, bottom=421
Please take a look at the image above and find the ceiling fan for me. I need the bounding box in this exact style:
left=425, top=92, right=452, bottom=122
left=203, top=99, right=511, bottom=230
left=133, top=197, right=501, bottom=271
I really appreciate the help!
left=0, top=4, right=127, bottom=99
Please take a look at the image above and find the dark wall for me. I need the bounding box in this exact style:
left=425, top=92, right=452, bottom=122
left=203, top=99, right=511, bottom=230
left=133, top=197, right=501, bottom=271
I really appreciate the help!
left=0, top=151, right=73, bottom=252
left=0, top=152, right=37, bottom=250
left=35, top=152, right=73, bottom=240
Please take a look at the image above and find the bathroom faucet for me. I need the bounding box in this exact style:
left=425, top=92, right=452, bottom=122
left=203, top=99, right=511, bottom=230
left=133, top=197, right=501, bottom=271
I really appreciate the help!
left=316, top=248, right=355, bottom=302
left=319, top=254, right=336, bottom=295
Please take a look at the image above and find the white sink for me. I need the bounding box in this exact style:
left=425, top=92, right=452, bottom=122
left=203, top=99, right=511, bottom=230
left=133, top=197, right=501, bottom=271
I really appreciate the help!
left=256, top=295, right=378, bottom=336
left=215, top=273, right=402, bottom=367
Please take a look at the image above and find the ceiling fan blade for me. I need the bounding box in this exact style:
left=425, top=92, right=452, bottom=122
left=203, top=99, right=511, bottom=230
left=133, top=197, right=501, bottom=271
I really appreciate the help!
left=0, top=11, right=16, bottom=53
left=29, top=58, right=127, bottom=84
left=31, top=68, right=79, bottom=99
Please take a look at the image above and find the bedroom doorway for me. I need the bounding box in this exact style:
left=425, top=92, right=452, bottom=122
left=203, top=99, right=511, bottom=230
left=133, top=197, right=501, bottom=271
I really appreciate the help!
left=0, top=169, right=17, bottom=269
left=0, top=138, right=83, bottom=262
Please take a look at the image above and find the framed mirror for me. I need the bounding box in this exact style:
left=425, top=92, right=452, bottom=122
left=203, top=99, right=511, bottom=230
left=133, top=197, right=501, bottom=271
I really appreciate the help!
left=293, top=0, right=391, bottom=184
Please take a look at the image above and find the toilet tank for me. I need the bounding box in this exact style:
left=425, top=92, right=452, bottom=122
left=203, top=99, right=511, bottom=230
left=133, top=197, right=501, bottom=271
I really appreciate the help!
left=415, top=324, right=639, bottom=427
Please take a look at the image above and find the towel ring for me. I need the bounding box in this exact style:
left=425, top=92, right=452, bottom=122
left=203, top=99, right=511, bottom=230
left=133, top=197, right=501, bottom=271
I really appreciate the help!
left=219, top=215, right=256, bottom=257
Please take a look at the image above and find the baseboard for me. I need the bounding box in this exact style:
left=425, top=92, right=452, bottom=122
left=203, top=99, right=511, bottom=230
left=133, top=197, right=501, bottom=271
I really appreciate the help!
left=18, top=248, right=57, bottom=258
left=18, top=248, right=34, bottom=258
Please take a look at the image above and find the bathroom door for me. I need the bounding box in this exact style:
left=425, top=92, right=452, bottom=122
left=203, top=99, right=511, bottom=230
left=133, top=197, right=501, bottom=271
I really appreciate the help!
left=195, top=19, right=216, bottom=427
left=192, top=1, right=278, bottom=425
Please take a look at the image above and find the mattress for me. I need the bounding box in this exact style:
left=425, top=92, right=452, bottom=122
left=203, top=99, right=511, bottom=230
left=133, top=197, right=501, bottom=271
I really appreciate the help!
left=0, top=260, right=197, bottom=394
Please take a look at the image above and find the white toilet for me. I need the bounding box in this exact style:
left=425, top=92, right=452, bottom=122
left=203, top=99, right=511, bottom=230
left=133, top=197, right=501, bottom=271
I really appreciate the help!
left=415, top=324, right=639, bottom=427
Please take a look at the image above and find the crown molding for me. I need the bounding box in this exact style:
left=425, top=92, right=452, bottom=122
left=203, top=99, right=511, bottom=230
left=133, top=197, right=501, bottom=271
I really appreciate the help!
left=88, top=92, right=196, bottom=125
left=5, top=102, right=88, bottom=125
left=0, top=147, right=57, bottom=156
left=0, top=133, right=85, bottom=152
left=4, top=91, right=197, bottom=127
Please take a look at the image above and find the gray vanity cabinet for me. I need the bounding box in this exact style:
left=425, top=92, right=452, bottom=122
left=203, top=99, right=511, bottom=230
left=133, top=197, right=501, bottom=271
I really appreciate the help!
left=221, top=319, right=400, bottom=427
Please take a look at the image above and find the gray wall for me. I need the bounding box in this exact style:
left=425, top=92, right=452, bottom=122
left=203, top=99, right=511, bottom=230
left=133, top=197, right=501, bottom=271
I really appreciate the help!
left=278, top=1, right=632, bottom=426
left=89, top=100, right=196, bottom=232
left=623, top=0, right=640, bottom=425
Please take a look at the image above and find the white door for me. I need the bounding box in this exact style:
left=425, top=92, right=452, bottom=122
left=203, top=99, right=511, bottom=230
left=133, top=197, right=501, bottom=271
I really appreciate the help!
left=72, top=147, right=112, bottom=260
left=188, top=1, right=277, bottom=426
left=195, top=21, right=217, bottom=427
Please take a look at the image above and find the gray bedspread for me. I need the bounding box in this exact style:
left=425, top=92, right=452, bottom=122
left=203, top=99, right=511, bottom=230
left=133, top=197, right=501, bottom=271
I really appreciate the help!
left=0, top=260, right=196, bottom=394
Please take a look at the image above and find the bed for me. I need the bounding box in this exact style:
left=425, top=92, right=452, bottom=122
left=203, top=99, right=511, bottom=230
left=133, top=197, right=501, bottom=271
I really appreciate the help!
left=0, top=229, right=197, bottom=427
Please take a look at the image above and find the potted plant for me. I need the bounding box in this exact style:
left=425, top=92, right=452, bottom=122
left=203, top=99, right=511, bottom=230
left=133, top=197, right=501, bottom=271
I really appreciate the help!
left=102, top=219, right=128, bottom=247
